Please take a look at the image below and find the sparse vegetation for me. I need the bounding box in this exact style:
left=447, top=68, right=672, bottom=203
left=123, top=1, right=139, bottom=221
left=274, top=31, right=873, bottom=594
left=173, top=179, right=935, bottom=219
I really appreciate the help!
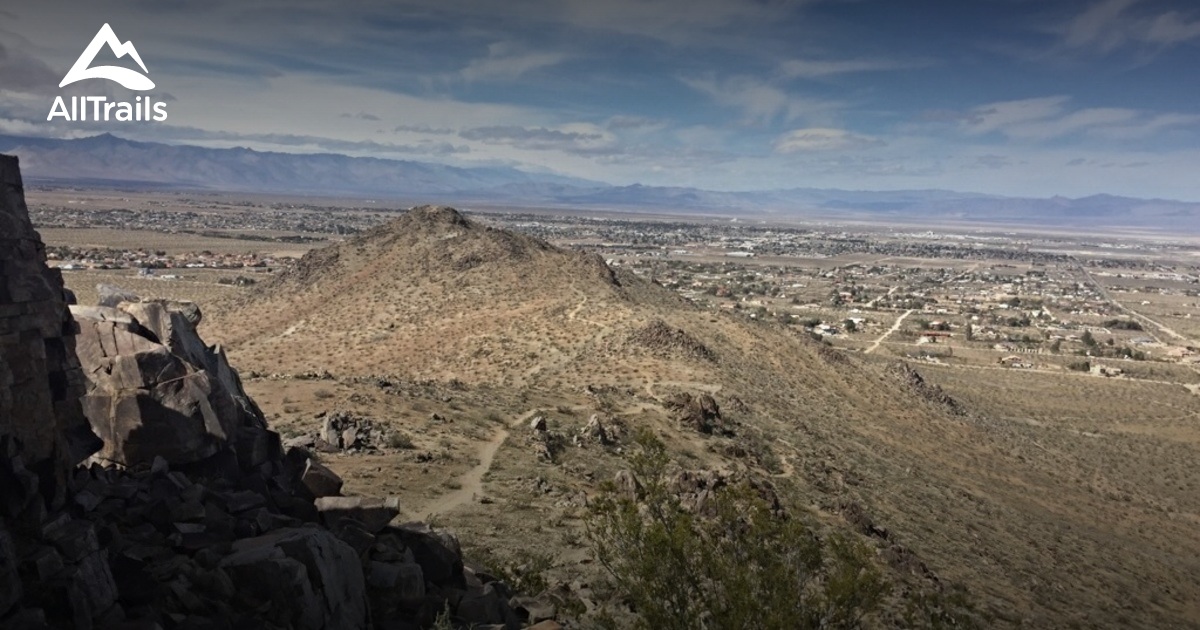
left=587, top=432, right=889, bottom=629
left=387, top=431, right=416, bottom=449
left=48, top=190, right=1200, bottom=629
left=1104, top=319, right=1144, bottom=331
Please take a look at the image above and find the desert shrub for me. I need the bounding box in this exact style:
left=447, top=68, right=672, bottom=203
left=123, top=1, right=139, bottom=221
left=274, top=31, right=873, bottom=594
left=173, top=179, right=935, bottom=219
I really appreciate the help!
left=587, top=431, right=888, bottom=629
left=1103, top=319, right=1143, bottom=331
left=387, top=431, right=416, bottom=449
left=467, top=547, right=555, bottom=597
left=1067, top=360, right=1091, bottom=372
left=313, top=388, right=335, bottom=400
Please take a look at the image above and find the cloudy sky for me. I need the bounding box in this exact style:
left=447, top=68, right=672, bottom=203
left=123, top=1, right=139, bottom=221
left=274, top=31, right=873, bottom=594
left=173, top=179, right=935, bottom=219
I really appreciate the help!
left=2, top=0, right=1199, bottom=199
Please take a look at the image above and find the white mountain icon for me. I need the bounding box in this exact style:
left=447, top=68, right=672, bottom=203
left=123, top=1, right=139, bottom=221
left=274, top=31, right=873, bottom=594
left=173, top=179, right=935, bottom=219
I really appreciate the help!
left=59, top=23, right=155, bottom=91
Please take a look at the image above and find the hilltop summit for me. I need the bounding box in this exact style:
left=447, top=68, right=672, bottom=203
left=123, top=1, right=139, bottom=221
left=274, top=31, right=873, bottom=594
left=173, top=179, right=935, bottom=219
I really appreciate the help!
left=211, top=206, right=645, bottom=383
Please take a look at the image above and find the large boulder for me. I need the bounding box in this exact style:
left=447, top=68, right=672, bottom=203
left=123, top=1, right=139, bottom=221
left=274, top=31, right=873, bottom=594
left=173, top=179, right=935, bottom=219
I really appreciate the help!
left=72, top=300, right=267, bottom=468
left=219, top=527, right=369, bottom=630
left=315, top=495, right=400, bottom=533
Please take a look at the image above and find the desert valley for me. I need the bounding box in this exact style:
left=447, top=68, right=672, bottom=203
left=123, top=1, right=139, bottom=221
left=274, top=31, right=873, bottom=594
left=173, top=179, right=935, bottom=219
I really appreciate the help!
left=8, top=180, right=1196, bottom=628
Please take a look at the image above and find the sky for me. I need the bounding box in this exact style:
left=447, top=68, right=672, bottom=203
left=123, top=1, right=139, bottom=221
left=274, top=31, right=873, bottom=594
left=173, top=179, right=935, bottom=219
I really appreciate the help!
left=1, top=0, right=1199, bottom=199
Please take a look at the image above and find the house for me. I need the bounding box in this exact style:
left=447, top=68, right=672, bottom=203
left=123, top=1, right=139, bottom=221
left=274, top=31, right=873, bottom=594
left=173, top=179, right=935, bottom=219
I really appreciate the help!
left=998, top=355, right=1033, bottom=368
left=1090, top=365, right=1123, bottom=377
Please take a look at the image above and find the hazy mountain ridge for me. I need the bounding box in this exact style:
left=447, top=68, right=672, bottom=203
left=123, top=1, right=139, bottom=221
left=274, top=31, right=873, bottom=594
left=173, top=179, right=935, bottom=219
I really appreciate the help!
left=0, top=133, right=597, bottom=196
left=4, top=133, right=1198, bottom=228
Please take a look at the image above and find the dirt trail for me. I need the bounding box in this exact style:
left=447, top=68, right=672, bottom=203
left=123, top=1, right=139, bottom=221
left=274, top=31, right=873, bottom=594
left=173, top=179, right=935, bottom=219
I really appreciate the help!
left=643, top=379, right=723, bottom=400
left=408, top=410, right=543, bottom=519
left=866, top=309, right=913, bottom=354
left=567, top=295, right=588, bottom=321
left=772, top=438, right=797, bottom=479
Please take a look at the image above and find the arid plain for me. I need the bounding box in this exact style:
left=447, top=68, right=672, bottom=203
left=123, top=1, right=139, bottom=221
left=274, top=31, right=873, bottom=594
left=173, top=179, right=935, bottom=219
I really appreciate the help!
left=32, top=187, right=1200, bottom=628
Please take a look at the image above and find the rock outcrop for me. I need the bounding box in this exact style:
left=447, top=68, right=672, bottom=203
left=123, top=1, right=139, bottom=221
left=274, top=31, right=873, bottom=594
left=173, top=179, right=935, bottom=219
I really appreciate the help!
left=0, top=155, right=535, bottom=629
left=0, top=154, right=101, bottom=506
left=667, top=392, right=734, bottom=436
left=888, top=362, right=963, bottom=416
left=629, top=319, right=715, bottom=362
left=72, top=299, right=269, bottom=468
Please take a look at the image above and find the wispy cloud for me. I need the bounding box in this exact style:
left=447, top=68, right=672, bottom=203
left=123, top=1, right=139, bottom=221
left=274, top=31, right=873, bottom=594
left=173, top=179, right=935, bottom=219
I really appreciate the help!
left=682, top=75, right=840, bottom=125
left=774, top=128, right=884, bottom=153
left=1087, top=112, right=1200, bottom=139
left=1062, top=0, right=1200, bottom=53
left=2, top=0, right=1199, bottom=199
left=340, top=112, right=381, bottom=121
left=605, top=115, right=665, bottom=131
left=0, top=38, right=59, bottom=93
left=969, top=154, right=1014, bottom=170
left=459, top=123, right=616, bottom=153
left=554, top=0, right=811, bottom=46
left=162, top=127, right=471, bottom=156
left=459, top=42, right=566, bottom=82
left=960, top=96, right=1072, bottom=135
left=779, top=57, right=927, bottom=79
left=394, top=124, right=456, bottom=135
left=941, top=95, right=1199, bottom=143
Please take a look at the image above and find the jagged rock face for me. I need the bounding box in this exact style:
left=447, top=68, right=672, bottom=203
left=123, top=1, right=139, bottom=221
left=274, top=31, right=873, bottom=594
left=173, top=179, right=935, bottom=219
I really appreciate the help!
left=0, top=154, right=100, bottom=502
left=0, top=158, right=536, bottom=629
left=72, top=300, right=267, bottom=467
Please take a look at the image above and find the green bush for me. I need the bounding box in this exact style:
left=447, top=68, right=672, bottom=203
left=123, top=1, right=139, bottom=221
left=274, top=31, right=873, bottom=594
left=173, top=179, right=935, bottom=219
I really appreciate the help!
left=587, top=431, right=888, bottom=629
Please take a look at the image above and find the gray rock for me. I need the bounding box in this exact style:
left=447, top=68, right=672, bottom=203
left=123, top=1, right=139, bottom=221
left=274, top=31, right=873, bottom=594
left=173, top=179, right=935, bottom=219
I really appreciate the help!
left=301, top=459, right=344, bottom=498
left=235, top=425, right=281, bottom=470
left=367, top=560, right=426, bottom=600
left=73, top=299, right=266, bottom=468
left=96, top=285, right=141, bottom=308
left=220, top=527, right=368, bottom=630
left=72, top=549, right=118, bottom=615
left=0, top=155, right=101, bottom=502
left=23, top=545, right=64, bottom=581
left=510, top=594, right=557, bottom=624
left=315, top=496, right=399, bottom=533
left=0, top=526, right=21, bottom=616
left=283, top=435, right=316, bottom=450
left=457, top=583, right=521, bottom=629
left=67, top=305, right=136, bottom=329
left=43, top=518, right=100, bottom=561
left=393, top=523, right=465, bottom=588
left=330, top=519, right=376, bottom=557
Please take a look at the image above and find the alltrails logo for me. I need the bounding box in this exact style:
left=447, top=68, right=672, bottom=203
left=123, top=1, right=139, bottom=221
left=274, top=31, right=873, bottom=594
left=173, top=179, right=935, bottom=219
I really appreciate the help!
left=47, top=23, right=168, bottom=122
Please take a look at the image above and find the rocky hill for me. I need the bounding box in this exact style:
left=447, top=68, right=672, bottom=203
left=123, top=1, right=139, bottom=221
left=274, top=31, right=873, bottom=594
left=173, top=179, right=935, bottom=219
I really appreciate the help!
left=0, top=156, right=552, bottom=629
left=206, top=205, right=1200, bottom=627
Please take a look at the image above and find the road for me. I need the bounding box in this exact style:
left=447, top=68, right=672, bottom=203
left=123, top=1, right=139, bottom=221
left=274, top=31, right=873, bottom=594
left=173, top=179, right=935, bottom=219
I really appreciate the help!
left=1074, top=258, right=1192, bottom=346
left=866, top=309, right=914, bottom=354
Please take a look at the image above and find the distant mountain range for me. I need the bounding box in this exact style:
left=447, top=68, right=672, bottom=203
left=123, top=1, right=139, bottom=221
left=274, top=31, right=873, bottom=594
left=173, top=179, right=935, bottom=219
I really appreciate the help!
left=3, top=133, right=1198, bottom=230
